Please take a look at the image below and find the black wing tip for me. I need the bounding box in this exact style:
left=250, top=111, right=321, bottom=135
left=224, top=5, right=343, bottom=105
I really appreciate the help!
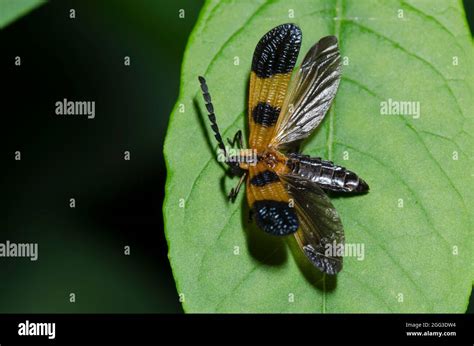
left=303, top=245, right=343, bottom=275
left=319, top=35, right=338, bottom=45
left=304, top=35, right=339, bottom=62
left=253, top=200, right=299, bottom=236
left=252, top=23, right=302, bottom=78
left=260, top=22, right=302, bottom=47
left=274, top=23, right=302, bottom=36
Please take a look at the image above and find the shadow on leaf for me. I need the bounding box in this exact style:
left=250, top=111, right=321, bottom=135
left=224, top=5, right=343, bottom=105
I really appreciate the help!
left=287, top=235, right=338, bottom=292
left=240, top=198, right=288, bottom=266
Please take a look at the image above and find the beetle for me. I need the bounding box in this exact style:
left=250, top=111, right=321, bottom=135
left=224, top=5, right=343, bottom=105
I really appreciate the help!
left=198, top=23, right=369, bottom=274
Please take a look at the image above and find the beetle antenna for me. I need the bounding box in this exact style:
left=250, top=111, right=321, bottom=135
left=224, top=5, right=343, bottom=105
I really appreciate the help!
left=198, top=76, right=228, bottom=158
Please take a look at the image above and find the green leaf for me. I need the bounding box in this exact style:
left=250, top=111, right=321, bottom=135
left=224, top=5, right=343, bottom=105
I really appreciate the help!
left=0, top=0, right=45, bottom=29
left=164, top=0, right=473, bottom=312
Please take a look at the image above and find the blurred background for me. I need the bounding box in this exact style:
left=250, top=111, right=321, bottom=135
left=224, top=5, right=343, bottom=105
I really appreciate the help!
left=0, top=0, right=471, bottom=313
left=0, top=0, right=204, bottom=313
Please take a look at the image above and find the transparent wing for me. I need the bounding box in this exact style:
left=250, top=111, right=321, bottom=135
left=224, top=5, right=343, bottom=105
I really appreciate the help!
left=270, top=36, right=341, bottom=150
left=281, top=173, right=345, bottom=275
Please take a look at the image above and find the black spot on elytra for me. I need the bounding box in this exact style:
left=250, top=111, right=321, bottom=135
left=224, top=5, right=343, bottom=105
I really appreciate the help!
left=250, top=170, right=280, bottom=187
left=252, top=102, right=280, bottom=127
left=253, top=200, right=299, bottom=236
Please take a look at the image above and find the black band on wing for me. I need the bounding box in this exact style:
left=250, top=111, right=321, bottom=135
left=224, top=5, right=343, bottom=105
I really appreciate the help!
left=303, top=244, right=342, bottom=275
left=250, top=170, right=280, bottom=187
left=251, top=23, right=302, bottom=78
left=253, top=200, right=299, bottom=236
left=252, top=102, right=280, bottom=127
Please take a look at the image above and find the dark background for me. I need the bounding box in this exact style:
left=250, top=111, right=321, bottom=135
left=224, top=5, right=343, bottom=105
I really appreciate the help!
left=1, top=0, right=203, bottom=313
left=0, top=0, right=472, bottom=313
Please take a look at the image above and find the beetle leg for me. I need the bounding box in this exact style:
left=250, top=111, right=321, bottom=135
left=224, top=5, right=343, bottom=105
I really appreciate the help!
left=228, top=171, right=247, bottom=202
left=227, top=130, right=243, bottom=148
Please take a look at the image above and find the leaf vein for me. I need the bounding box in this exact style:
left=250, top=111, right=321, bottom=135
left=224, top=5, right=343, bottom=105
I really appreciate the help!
left=196, top=205, right=241, bottom=284
left=341, top=77, right=468, bottom=222
left=335, top=141, right=452, bottom=249
left=349, top=216, right=434, bottom=311
left=346, top=21, right=465, bottom=120
left=401, top=0, right=465, bottom=54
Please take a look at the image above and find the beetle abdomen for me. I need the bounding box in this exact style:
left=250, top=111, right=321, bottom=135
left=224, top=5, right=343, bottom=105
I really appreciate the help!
left=287, top=153, right=369, bottom=193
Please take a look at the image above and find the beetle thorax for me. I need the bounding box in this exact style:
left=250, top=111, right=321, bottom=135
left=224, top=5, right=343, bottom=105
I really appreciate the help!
left=259, top=149, right=289, bottom=174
